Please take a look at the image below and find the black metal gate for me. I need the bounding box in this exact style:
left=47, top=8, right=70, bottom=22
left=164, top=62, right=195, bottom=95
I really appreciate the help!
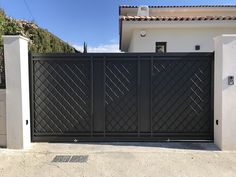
left=30, top=53, right=214, bottom=142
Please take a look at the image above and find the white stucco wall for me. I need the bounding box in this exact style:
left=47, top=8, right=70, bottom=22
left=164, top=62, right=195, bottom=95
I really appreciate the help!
left=3, top=35, right=31, bottom=149
left=214, top=35, right=236, bottom=150
left=0, top=89, right=6, bottom=147
left=128, top=28, right=236, bottom=52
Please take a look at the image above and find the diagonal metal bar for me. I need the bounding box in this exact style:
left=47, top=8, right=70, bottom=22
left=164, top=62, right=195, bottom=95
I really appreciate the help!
left=33, top=61, right=91, bottom=133
left=152, top=59, right=212, bottom=133
left=34, top=75, right=82, bottom=129
left=45, top=64, right=89, bottom=116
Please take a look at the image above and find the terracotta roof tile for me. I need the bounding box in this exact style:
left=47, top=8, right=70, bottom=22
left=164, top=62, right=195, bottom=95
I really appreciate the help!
left=120, top=5, right=236, bottom=8
left=120, top=16, right=236, bottom=21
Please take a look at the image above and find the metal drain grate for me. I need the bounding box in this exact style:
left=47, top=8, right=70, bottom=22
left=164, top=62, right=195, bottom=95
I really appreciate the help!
left=52, top=155, right=88, bottom=163
left=70, top=155, right=88, bottom=163
left=52, top=155, right=71, bottom=162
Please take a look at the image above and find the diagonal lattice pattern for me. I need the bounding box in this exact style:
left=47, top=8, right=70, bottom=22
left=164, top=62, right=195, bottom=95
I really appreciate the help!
left=33, top=60, right=91, bottom=134
left=105, top=61, right=138, bottom=132
left=152, top=60, right=212, bottom=133
left=31, top=53, right=213, bottom=141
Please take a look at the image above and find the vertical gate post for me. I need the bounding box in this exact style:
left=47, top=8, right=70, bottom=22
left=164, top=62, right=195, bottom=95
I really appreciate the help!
left=3, top=35, right=31, bottom=149
left=214, top=34, right=236, bottom=150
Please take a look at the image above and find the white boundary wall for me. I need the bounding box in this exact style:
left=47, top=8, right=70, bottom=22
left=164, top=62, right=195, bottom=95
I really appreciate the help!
left=0, top=90, right=6, bottom=147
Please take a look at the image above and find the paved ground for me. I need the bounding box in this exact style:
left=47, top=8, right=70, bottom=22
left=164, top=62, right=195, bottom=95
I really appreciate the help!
left=0, top=142, right=236, bottom=177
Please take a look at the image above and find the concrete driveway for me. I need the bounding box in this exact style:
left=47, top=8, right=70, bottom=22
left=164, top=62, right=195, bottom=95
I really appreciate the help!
left=0, top=142, right=236, bottom=177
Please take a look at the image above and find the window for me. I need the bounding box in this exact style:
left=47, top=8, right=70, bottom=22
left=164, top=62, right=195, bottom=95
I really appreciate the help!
left=141, top=6, right=148, bottom=11
left=156, top=42, right=167, bottom=53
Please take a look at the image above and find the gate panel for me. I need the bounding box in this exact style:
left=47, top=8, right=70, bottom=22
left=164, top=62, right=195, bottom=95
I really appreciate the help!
left=30, top=53, right=213, bottom=142
left=105, top=60, right=138, bottom=133
left=151, top=59, right=212, bottom=136
left=32, top=60, right=91, bottom=135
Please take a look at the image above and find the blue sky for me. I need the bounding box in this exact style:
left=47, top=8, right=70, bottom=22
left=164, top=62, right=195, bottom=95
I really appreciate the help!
left=1, top=0, right=236, bottom=51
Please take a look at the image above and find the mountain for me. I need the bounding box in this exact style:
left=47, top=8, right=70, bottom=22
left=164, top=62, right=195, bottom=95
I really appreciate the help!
left=0, top=9, right=78, bottom=53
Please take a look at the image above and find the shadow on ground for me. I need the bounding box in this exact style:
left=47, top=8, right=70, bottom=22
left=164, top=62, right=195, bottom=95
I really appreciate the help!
left=91, top=142, right=219, bottom=151
left=54, top=142, right=219, bottom=151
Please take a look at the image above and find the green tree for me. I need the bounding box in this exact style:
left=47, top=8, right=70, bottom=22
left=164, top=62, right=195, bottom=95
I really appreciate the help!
left=0, top=8, right=79, bottom=87
left=0, top=8, right=78, bottom=53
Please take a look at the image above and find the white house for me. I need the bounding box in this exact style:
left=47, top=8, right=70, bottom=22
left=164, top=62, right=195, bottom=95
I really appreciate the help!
left=119, top=5, right=236, bottom=52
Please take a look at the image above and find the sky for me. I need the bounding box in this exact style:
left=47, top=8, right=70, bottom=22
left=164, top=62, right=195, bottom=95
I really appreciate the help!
left=0, top=0, right=236, bottom=52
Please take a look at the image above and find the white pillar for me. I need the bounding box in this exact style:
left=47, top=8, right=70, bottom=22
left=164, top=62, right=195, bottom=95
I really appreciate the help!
left=3, top=35, right=31, bottom=149
left=214, top=34, right=236, bottom=150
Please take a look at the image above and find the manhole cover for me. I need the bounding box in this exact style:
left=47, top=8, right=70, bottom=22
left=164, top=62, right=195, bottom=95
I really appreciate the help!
left=52, top=155, right=88, bottom=163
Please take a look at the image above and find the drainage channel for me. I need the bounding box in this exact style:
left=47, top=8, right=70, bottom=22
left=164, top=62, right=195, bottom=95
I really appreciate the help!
left=52, top=155, right=88, bottom=163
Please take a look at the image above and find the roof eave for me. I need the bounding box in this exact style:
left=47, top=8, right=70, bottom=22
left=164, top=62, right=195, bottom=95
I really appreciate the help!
left=119, top=5, right=236, bottom=9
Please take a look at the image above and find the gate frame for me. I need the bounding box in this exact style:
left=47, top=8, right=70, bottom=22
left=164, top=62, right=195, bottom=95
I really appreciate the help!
left=29, top=52, right=214, bottom=142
